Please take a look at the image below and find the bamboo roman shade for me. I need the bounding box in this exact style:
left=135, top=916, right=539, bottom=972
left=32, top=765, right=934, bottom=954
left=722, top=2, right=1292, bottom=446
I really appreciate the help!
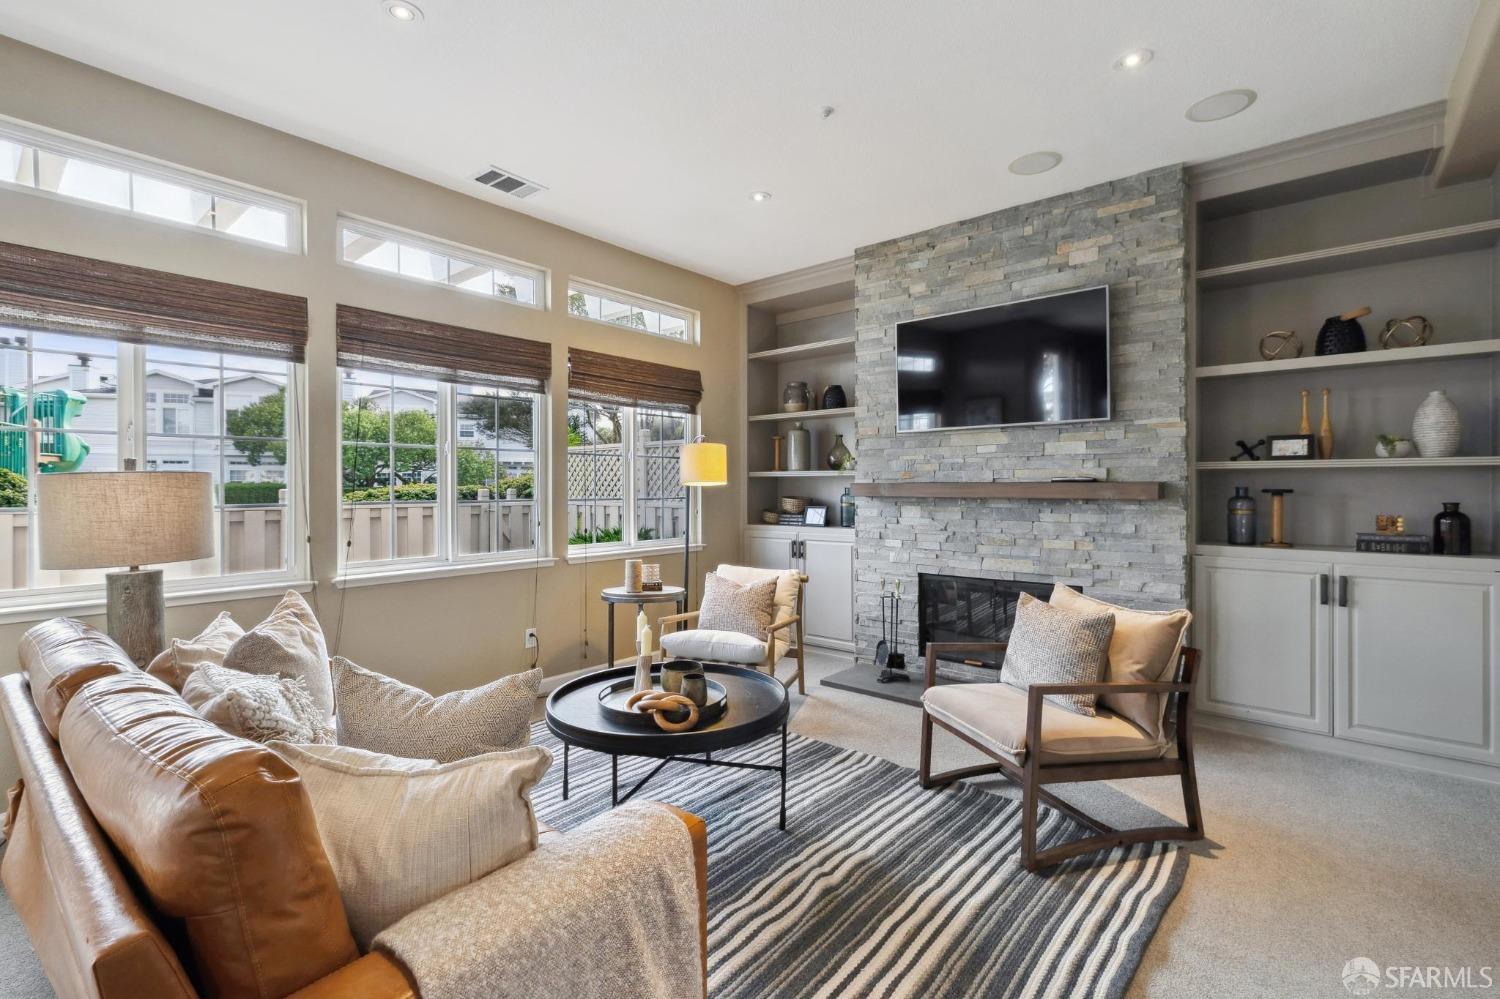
left=335, top=305, right=551, bottom=392
left=567, top=347, right=703, bottom=412
left=0, top=241, right=308, bottom=360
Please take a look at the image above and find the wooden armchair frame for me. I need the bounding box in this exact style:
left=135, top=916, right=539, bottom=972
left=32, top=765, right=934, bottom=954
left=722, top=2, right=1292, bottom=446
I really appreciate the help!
left=658, top=572, right=808, bottom=694
left=918, top=641, right=1204, bottom=871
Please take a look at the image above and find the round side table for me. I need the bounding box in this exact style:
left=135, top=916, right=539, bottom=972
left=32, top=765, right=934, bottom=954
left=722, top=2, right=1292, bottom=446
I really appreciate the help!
left=600, top=584, right=686, bottom=664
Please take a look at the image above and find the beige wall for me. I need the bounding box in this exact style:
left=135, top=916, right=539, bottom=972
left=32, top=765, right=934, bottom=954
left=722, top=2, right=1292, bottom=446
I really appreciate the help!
left=0, top=37, right=744, bottom=788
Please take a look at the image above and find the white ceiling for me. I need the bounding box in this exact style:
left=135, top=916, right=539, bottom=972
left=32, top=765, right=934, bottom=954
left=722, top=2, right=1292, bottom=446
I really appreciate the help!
left=0, top=0, right=1479, bottom=285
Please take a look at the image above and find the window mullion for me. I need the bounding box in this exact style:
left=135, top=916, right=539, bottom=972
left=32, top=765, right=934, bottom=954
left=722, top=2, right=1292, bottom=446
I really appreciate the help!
left=622, top=406, right=637, bottom=549
left=438, top=383, right=454, bottom=564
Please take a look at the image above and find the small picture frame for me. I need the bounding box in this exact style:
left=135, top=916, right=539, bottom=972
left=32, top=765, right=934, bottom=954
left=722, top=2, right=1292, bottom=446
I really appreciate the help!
left=804, top=505, right=828, bottom=527
left=1266, top=434, right=1315, bottom=460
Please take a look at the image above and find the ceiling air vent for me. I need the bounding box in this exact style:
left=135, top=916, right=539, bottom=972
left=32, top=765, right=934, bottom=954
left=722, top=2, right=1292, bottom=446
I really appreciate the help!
left=473, top=166, right=546, bottom=199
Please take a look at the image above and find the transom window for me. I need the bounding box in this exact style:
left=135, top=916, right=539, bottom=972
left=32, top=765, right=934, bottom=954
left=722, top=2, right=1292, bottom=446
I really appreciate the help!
left=337, top=215, right=544, bottom=308
left=567, top=400, right=689, bottom=550
left=567, top=280, right=696, bottom=343
left=0, top=118, right=302, bottom=251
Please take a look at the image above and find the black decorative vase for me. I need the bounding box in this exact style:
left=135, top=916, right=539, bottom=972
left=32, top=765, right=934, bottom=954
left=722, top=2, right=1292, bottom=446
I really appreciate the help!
left=821, top=384, right=847, bottom=409
left=1433, top=502, right=1472, bottom=556
left=1227, top=486, right=1256, bottom=545
left=1315, top=313, right=1367, bottom=356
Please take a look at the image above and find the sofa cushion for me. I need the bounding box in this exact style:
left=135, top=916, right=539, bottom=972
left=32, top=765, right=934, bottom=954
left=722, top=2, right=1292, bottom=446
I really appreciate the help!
left=1050, top=584, right=1191, bottom=737
left=272, top=741, right=550, bottom=950
left=58, top=671, right=357, bottom=998
left=146, top=611, right=243, bottom=692
left=182, top=664, right=335, bottom=745
left=715, top=563, right=799, bottom=629
left=19, top=618, right=137, bottom=739
left=922, top=682, right=1167, bottom=765
left=330, top=657, right=540, bottom=762
left=223, top=590, right=334, bottom=724
left=999, top=593, right=1114, bottom=716
left=660, top=628, right=768, bottom=665
left=697, top=571, right=775, bottom=640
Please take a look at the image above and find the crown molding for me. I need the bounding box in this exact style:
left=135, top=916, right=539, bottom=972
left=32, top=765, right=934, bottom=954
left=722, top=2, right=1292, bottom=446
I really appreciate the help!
left=737, top=255, right=855, bottom=306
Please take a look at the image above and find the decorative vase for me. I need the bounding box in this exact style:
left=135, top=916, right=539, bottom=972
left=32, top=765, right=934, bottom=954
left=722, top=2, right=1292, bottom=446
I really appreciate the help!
left=1227, top=487, right=1256, bottom=545
left=1411, top=390, right=1461, bottom=457
left=1374, top=437, right=1413, bottom=458
left=839, top=486, right=856, bottom=528
left=782, top=381, right=813, bottom=412
left=826, top=434, right=854, bottom=471
left=624, top=559, right=643, bottom=592
left=632, top=654, right=654, bottom=693
left=1315, top=307, right=1370, bottom=356
left=1298, top=389, right=1311, bottom=435
left=1433, top=502, right=1472, bottom=556
left=821, top=384, right=847, bottom=409
left=1318, top=388, right=1334, bottom=460
left=785, top=421, right=811, bottom=471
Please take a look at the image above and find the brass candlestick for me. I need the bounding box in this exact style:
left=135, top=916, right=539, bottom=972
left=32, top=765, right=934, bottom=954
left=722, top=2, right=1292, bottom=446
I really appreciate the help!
left=1261, top=489, right=1294, bottom=548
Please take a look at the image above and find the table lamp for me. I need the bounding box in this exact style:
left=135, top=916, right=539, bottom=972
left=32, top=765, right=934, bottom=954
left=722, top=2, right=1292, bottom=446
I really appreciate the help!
left=679, top=436, right=727, bottom=608
left=38, top=464, right=214, bottom=665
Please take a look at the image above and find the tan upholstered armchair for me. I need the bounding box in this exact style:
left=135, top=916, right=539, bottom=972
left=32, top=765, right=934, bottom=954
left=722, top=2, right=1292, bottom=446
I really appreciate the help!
left=658, top=564, right=807, bottom=693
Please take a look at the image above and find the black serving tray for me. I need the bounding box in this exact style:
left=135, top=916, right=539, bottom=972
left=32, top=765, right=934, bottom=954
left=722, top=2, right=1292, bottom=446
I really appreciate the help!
left=597, top=674, right=729, bottom=730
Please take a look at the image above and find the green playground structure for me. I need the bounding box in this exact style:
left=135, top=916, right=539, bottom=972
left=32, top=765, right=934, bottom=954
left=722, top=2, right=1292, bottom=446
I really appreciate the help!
left=0, top=388, right=90, bottom=475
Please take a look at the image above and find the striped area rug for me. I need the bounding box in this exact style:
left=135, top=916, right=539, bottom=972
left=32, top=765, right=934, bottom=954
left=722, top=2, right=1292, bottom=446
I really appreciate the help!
left=529, top=722, right=1187, bottom=999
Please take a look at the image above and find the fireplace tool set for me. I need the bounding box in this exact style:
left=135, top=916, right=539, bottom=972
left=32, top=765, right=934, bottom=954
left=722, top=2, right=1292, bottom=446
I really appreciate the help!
left=874, top=579, right=908, bottom=684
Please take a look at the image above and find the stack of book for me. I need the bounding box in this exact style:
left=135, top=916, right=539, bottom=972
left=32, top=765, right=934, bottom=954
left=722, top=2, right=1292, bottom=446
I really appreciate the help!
left=1355, top=533, right=1432, bottom=554
left=777, top=513, right=806, bottom=526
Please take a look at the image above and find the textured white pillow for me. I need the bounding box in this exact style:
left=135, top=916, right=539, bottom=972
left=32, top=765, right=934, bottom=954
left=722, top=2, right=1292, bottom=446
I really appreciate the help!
left=1000, top=593, right=1114, bottom=717
left=271, top=741, right=551, bottom=950
left=146, top=611, right=244, bottom=692
left=182, top=663, right=335, bottom=745
left=331, top=657, right=541, bottom=762
left=697, top=571, right=775, bottom=639
left=223, top=590, right=334, bottom=725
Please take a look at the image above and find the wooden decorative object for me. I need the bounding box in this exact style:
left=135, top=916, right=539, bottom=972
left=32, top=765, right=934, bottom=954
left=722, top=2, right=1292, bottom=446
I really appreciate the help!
left=1379, top=315, right=1433, bottom=349
left=771, top=435, right=784, bottom=472
left=1261, top=488, right=1294, bottom=548
left=851, top=481, right=1165, bottom=501
left=1318, top=388, right=1334, bottom=459
left=626, top=690, right=700, bottom=732
left=1298, top=389, right=1312, bottom=435
left=1258, top=329, right=1302, bottom=360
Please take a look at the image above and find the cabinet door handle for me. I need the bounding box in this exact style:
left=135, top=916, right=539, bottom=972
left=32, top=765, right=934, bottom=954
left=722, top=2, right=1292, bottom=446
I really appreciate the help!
left=1319, top=573, right=1329, bottom=606
left=1338, top=575, right=1349, bottom=607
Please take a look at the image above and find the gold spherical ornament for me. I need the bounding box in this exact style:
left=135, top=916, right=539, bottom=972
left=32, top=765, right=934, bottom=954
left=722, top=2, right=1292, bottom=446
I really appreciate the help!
left=1258, top=329, right=1302, bottom=361
left=1379, top=315, right=1432, bottom=350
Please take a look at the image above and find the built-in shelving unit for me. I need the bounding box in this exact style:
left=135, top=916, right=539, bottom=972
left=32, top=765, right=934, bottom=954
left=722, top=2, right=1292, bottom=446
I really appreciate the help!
left=749, top=470, right=857, bottom=479
left=1194, top=338, right=1500, bottom=379
left=747, top=407, right=856, bottom=423
left=1196, top=456, right=1500, bottom=471
left=746, top=336, right=857, bottom=363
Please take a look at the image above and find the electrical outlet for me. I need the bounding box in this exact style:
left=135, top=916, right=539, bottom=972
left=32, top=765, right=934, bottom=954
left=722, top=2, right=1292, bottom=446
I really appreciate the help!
left=524, top=628, right=538, bottom=650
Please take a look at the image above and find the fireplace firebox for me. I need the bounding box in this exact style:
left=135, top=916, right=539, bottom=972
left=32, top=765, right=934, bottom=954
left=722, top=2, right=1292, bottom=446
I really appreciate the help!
left=917, top=573, right=1070, bottom=673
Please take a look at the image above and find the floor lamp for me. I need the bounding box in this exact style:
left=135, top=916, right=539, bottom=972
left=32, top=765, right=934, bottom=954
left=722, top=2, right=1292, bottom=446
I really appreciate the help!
left=679, top=435, right=727, bottom=610
left=37, top=464, right=214, bottom=666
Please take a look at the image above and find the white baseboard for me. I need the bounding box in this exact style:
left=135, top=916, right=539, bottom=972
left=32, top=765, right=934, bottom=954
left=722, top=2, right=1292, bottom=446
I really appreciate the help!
left=1195, top=714, right=1500, bottom=788
left=538, top=661, right=619, bottom=695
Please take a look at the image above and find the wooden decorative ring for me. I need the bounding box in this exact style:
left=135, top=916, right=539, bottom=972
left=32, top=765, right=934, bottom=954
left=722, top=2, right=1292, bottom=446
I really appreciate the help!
left=629, top=691, right=700, bottom=732
left=1258, top=329, right=1302, bottom=360
left=1379, top=315, right=1431, bottom=350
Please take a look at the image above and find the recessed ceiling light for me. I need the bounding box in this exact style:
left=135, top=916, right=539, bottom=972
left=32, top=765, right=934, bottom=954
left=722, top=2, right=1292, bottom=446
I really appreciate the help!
left=1008, top=151, right=1062, bottom=176
left=1186, top=89, right=1257, bottom=123
left=749, top=191, right=773, bottom=203
left=382, top=0, right=423, bottom=22
left=1115, top=49, right=1153, bottom=70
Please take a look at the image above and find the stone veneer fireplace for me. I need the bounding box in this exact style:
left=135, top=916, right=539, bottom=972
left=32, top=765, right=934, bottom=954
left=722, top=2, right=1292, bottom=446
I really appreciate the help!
left=852, top=165, right=1189, bottom=665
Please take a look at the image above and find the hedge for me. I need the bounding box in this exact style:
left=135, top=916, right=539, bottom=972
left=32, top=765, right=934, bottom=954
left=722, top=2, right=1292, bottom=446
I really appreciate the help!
left=341, top=473, right=535, bottom=505
left=222, top=481, right=285, bottom=505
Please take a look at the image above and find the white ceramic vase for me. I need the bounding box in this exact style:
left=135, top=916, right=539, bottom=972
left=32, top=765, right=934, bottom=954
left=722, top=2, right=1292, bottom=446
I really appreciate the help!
left=1411, top=390, right=1461, bottom=458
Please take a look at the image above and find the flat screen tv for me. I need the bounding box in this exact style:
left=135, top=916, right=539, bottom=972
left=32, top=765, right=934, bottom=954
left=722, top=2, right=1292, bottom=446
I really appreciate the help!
left=896, top=285, right=1110, bottom=432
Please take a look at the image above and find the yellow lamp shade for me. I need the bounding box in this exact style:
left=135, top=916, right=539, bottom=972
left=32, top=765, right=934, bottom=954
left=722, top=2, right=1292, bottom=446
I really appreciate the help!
left=680, top=441, right=727, bottom=487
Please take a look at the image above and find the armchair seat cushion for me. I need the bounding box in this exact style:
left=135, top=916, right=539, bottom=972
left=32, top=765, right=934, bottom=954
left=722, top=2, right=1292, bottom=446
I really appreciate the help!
left=921, top=682, right=1168, bottom=765
left=661, top=628, right=770, bottom=665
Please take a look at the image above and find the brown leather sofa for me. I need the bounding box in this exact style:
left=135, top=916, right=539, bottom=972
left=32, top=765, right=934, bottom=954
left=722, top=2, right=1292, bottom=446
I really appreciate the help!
left=1, top=619, right=709, bottom=998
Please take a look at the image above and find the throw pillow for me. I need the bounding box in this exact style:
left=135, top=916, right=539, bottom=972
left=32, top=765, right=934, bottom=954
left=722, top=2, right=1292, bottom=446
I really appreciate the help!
left=182, top=663, right=335, bottom=745
left=146, top=611, right=244, bottom=692
left=270, top=741, right=551, bottom=951
left=330, top=657, right=541, bottom=762
left=223, top=590, right=334, bottom=725
left=1000, top=592, right=1114, bottom=716
left=1051, top=585, right=1191, bottom=737
left=697, top=571, right=775, bottom=640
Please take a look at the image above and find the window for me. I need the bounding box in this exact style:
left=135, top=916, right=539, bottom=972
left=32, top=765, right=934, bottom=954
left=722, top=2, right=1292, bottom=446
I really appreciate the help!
left=339, top=370, right=542, bottom=571
left=567, top=280, right=696, bottom=343
left=0, top=327, right=301, bottom=595
left=567, top=400, right=689, bottom=550
left=337, top=216, right=544, bottom=308
left=0, top=118, right=302, bottom=251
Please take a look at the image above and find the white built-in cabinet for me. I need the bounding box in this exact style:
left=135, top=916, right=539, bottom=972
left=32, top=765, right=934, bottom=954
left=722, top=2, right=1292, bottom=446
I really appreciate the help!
left=742, top=525, right=855, bottom=651
left=1193, top=547, right=1500, bottom=770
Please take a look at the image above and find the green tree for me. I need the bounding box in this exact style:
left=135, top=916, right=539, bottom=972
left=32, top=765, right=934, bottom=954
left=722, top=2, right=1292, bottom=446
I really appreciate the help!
left=340, top=397, right=438, bottom=490
left=224, top=389, right=287, bottom=466
left=457, top=391, right=534, bottom=448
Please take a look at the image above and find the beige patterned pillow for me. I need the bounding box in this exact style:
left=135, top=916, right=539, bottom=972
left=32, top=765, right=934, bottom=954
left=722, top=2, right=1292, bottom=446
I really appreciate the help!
left=270, top=741, right=550, bottom=950
left=182, top=663, right=335, bottom=745
left=331, top=657, right=540, bottom=762
left=146, top=611, right=244, bottom=692
left=697, top=571, right=775, bottom=640
left=1000, top=593, right=1114, bottom=716
left=224, top=590, right=334, bottom=725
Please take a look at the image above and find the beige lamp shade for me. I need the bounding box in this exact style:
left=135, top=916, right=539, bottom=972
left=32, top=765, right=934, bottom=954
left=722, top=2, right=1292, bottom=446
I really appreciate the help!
left=38, top=471, right=215, bottom=570
left=680, top=440, right=728, bottom=487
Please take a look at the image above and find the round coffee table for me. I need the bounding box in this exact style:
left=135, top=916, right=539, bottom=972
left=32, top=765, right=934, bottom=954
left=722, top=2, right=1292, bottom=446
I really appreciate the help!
left=545, top=663, right=791, bottom=829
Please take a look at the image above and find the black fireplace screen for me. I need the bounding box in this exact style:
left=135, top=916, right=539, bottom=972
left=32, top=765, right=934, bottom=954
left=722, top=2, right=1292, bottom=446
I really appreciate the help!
left=916, top=574, right=1066, bottom=670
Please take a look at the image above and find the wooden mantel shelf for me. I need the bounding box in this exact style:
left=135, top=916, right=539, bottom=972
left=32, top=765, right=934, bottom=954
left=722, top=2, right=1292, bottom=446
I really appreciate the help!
left=852, top=481, right=1166, bottom=501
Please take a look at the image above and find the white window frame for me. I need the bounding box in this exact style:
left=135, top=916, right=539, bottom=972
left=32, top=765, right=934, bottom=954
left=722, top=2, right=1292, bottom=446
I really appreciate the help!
left=565, top=400, right=699, bottom=560
left=0, top=115, right=305, bottom=254
left=336, top=371, right=551, bottom=583
left=0, top=338, right=310, bottom=622
left=336, top=214, right=548, bottom=310
left=566, top=279, right=698, bottom=344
